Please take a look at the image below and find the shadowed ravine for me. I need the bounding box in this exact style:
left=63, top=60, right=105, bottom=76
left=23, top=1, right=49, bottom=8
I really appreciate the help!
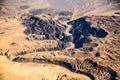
left=12, top=56, right=117, bottom=80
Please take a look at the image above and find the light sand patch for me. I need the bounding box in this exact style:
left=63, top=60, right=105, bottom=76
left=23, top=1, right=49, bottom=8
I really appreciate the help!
left=0, top=56, right=90, bottom=80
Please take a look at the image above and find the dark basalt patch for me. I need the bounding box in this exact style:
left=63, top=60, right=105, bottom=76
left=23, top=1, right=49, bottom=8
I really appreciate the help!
left=22, top=15, right=66, bottom=40
left=95, top=52, right=100, bottom=57
left=22, top=15, right=108, bottom=50
left=89, top=27, right=108, bottom=38
left=22, top=15, right=71, bottom=50
left=67, top=17, right=108, bottom=48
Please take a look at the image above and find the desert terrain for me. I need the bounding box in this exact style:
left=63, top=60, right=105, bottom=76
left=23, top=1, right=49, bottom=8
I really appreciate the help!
left=0, top=0, right=120, bottom=80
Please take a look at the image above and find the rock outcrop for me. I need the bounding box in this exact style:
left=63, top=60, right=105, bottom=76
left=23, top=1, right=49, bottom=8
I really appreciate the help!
left=67, top=17, right=108, bottom=48
left=22, top=15, right=71, bottom=50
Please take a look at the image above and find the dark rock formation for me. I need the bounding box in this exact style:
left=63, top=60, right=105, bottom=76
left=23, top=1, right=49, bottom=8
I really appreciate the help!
left=67, top=17, right=108, bottom=48
left=22, top=15, right=108, bottom=50
left=22, top=15, right=68, bottom=40
left=95, top=52, right=100, bottom=57
left=22, top=15, right=71, bottom=50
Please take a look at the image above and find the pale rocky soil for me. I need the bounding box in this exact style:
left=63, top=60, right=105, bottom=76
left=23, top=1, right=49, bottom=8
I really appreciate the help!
left=0, top=56, right=90, bottom=80
left=0, top=5, right=120, bottom=80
